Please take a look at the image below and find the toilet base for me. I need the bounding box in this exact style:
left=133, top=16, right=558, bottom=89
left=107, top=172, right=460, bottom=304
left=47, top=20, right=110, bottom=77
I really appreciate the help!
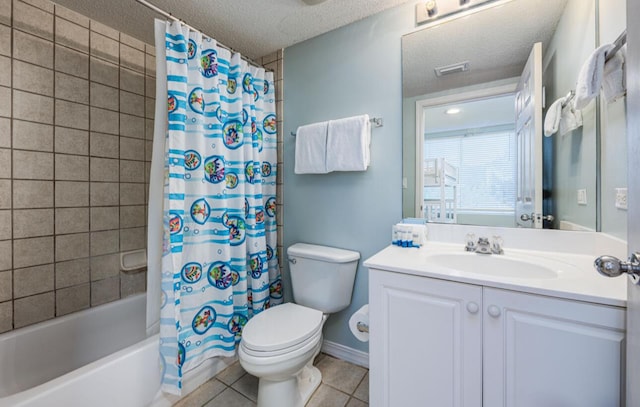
left=256, top=364, right=322, bottom=407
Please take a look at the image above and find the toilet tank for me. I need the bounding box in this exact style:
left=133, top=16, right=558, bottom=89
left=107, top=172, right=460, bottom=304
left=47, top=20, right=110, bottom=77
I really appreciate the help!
left=287, top=243, right=360, bottom=314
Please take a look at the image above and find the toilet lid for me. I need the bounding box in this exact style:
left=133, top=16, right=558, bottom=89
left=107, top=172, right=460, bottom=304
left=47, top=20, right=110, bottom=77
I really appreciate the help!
left=242, top=303, right=323, bottom=353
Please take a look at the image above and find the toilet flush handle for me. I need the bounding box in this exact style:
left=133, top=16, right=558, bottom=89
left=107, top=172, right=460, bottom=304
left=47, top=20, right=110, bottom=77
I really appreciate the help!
left=288, top=257, right=297, bottom=264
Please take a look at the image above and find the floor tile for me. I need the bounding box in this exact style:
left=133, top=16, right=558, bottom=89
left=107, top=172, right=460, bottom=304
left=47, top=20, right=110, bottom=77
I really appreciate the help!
left=346, top=397, right=368, bottom=407
left=231, top=373, right=259, bottom=402
left=316, top=355, right=368, bottom=395
left=173, top=378, right=226, bottom=407
left=204, top=388, right=256, bottom=407
left=217, top=361, right=247, bottom=385
left=306, top=384, right=350, bottom=407
left=353, top=372, right=369, bottom=402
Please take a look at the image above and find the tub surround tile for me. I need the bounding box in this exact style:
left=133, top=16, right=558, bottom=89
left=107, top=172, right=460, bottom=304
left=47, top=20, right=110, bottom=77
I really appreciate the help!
left=90, top=132, right=119, bottom=158
left=14, top=291, right=54, bottom=328
left=120, top=160, right=144, bottom=182
left=54, top=5, right=89, bottom=28
left=120, top=113, right=144, bottom=139
left=0, top=118, right=10, bottom=147
left=13, top=90, right=54, bottom=124
left=120, top=33, right=144, bottom=51
left=120, top=226, right=145, bottom=252
left=0, top=240, right=10, bottom=270
left=120, top=44, right=144, bottom=73
left=0, top=148, right=9, bottom=177
left=55, top=100, right=89, bottom=130
left=0, top=86, right=10, bottom=118
left=13, top=30, right=53, bottom=69
left=56, top=45, right=88, bottom=79
left=55, top=208, right=89, bottom=235
left=0, top=0, right=10, bottom=26
left=55, top=232, right=89, bottom=262
left=90, top=157, right=119, bottom=182
left=0, top=210, right=9, bottom=240
left=120, top=183, right=144, bottom=205
left=90, top=31, right=119, bottom=63
left=90, top=20, right=118, bottom=41
left=0, top=270, right=11, bottom=301
left=90, top=276, right=119, bottom=306
left=13, top=263, right=54, bottom=298
left=90, top=206, right=119, bottom=231
left=13, top=120, right=54, bottom=152
left=19, top=0, right=53, bottom=13
left=0, top=25, right=9, bottom=58
left=55, top=72, right=89, bottom=104
left=12, top=60, right=54, bottom=96
left=119, top=205, right=145, bottom=228
left=55, top=17, right=89, bottom=53
left=145, top=97, right=155, bottom=120
left=55, top=258, right=90, bottom=288
left=0, top=56, right=7, bottom=86
left=13, top=150, right=53, bottom=180
left=56, top=283, right=90, bottom=316
left=90, top=230, right=119, bottom=256
left=145, top=53, right=156, bottom=76
left=90, top=107, right=119, bottom=135
left=90, top=253, right=120, bottom=280
left=90, top=182, right=119, bottom=206
left=90, top=57, right=119, bottom=87
left=13, top=180, right=53, bottom=208
left=120, top=137, right=144, bottom=161
left=55, top=154, right=89, bottom=181
left=120, top=270, right=146, bottom=297
left=145, top=118, right=154, bottom=140
left=90, top=82, right=119, bottom=111
left=55, top=127, right=88, bottom=155
left=145, top=77, right=156, bottom=98
left=120, top=68, right=144, bottom=96
left=13, top=0, right=53, bottom=40
left=13, top=208, right=54, bottom=238
left=120, top=90, right=145, bottom=117
left=55, top=181, right=88, bottom=207
left=0, top=301, right=11, bottom=333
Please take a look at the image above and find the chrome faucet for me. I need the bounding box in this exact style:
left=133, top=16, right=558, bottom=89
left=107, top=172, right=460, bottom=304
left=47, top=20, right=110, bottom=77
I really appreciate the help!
left=464, top=234, right=503, bottom=255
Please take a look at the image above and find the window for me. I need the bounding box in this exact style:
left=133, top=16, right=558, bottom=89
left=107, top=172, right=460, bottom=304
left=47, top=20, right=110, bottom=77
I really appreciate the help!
left=424, top=128, right=516, bottom=212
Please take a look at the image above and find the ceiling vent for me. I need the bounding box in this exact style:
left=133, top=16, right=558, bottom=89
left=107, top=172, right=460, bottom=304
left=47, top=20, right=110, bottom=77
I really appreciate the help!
left=434, top=61, right=470, bottom=77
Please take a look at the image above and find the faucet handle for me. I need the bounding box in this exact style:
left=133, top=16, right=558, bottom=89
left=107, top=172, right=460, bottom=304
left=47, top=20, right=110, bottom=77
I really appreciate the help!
left=464, top=233, right=476, bottom=252
left=491, top=235, right=504, bottom=254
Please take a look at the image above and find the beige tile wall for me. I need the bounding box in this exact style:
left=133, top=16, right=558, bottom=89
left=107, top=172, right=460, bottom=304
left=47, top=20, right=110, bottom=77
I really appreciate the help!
left=0, top=0, right=153, bottom=332
left=258, top=50, right=284, bottom=272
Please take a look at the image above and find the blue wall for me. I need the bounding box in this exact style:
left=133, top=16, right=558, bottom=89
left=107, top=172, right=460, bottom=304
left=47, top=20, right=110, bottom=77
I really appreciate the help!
left=283, top=4, right=414, bottom=352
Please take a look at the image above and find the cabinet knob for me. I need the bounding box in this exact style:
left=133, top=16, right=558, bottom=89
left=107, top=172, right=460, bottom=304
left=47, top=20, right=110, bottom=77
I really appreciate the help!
left=487, top=305, right=501, bottom=318
left=466, top=302, right=479, bottom=314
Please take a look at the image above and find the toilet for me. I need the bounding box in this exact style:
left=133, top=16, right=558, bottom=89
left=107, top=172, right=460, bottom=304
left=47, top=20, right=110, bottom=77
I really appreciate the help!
left=238, top=243, right=360, bottom=407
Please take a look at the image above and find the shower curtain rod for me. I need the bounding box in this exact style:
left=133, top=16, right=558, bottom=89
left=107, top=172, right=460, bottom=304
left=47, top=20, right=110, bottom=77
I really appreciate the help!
left=134, top=0, right=266, bottom=70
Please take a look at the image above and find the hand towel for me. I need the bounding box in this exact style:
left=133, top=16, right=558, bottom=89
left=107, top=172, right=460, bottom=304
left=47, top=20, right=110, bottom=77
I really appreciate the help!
left=544, top=97, right=565, bottom=137
left=294, top=121, right=329, bottom=174
left=602, top=48, right=626, bottom=103
left=558, top=99, right=583, bottom=136
left=575, top=44, right=614, bottom=110
left=326, top=114, right=371, bottom=172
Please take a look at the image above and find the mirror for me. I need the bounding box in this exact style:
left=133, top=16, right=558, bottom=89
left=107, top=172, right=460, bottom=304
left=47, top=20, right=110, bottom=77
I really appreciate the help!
left=402, top=0, right=627, bottom=235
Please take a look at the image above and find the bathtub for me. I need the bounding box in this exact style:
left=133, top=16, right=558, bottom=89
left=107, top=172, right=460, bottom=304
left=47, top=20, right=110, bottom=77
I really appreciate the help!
left=0, top=293, right=234, bottom=407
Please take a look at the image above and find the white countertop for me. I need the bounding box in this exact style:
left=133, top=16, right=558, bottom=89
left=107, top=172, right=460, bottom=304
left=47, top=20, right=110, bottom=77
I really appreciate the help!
left=364, top=242, right=627, bottom=307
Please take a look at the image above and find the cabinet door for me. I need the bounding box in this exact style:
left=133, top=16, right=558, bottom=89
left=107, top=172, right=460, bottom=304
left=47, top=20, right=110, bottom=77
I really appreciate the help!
left=369, top=269, right=482, bottom=407
left=483, top=288, right=626, bottom=407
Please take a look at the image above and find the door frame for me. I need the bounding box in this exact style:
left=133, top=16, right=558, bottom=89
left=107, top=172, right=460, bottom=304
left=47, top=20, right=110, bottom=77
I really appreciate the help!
left=413, top=83, right=517, bottom=217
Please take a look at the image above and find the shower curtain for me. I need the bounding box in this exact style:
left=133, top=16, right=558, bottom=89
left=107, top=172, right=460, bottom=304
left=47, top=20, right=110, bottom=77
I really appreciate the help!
left=156, top=21, right=282, bottom=394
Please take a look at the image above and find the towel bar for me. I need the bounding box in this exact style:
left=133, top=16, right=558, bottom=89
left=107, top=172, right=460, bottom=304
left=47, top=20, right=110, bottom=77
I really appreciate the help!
left=291, top=116, right=383, bottom=137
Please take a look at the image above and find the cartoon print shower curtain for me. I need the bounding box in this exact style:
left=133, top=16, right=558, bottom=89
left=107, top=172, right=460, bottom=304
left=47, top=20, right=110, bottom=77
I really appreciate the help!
left=159, top=21, right=282, bottom=394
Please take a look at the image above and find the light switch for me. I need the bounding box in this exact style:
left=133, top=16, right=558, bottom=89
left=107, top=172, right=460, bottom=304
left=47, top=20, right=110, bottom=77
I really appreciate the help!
left=577, top=189, right=587, bottom=205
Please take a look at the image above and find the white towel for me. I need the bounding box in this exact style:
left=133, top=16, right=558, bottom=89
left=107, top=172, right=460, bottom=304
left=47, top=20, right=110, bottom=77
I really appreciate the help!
left=602, top=48, right=626, bottom=103
left=544, top=97, right=565, bottom=137
left=326, top=114, right=371, bottom=172
left=558, top=99, right=583, bottom=136
left=575, top=44, right=614, bottom=110
left=294, top=121, right=329, bottom=174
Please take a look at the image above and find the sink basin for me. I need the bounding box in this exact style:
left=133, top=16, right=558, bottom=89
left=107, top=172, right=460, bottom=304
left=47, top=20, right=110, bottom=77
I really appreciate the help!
left=425, top=252, right=559, bottom=279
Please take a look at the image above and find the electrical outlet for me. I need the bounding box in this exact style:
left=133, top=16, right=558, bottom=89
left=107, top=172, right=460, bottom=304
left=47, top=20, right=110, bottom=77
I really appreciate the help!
left=615, top=188, right=628, bottom=210
left=577, top=189, right=587, bottom=205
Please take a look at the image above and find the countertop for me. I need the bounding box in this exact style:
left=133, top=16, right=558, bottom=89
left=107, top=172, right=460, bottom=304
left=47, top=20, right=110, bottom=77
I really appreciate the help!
left=364, top=242, right=627, bottom=307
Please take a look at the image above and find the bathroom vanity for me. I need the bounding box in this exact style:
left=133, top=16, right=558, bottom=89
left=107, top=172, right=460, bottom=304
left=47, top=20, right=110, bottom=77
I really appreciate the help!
left=365, top=242, right=627, bottom=407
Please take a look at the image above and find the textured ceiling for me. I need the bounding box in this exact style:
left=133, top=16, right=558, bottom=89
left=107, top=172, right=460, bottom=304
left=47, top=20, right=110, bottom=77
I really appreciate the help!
left=402, top=0, right=569, bottom=98
left=52, top=0, right=414, bottom=60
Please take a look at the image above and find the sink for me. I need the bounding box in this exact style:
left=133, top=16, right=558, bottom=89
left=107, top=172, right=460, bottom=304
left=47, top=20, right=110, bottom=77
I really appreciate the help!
left=425, top=252, right=559, bottom=279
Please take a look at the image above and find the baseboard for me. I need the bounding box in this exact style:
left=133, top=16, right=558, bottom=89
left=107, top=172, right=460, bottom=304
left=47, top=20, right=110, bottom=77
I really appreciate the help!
left=321, top=339, right=369, bottom=369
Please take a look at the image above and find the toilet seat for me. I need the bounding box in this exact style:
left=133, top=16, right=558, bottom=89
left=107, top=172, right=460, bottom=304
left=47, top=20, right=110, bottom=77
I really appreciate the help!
left=241, top=303, right=323, bottom=356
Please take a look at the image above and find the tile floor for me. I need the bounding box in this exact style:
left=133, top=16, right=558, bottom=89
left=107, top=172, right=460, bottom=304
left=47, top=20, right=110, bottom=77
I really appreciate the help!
left=173, top=354, right=369, bottom=407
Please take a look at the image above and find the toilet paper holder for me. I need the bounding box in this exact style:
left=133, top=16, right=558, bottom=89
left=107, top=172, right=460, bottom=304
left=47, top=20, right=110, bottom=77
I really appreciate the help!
left=356, top=321, right=369, bottom=333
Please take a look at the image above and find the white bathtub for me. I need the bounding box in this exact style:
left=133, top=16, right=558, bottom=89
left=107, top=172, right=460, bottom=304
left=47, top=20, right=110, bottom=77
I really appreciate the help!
left=0, top=294, right=234, bottom=407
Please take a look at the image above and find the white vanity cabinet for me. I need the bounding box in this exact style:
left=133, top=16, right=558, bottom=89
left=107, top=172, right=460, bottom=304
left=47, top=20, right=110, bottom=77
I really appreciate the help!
left=369, top=268, right=626, bottom=407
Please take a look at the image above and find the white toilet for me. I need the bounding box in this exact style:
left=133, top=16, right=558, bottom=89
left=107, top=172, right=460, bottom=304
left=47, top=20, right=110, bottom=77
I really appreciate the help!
left=238, top=243, right=360, bottom=407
